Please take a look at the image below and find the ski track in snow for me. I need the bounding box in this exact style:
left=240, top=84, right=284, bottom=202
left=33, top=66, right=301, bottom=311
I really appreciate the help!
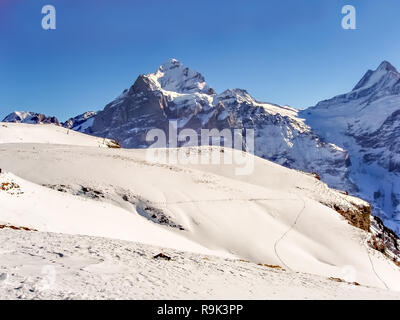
left=273, top=195, right=306, bottom=271
left=362, top=237, right=389, bottom=290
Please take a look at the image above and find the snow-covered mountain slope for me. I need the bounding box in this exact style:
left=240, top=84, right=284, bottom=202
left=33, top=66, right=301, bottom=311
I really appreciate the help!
left=1, top=229, right=400, bottom=300
left=0, top=122, right=119, bottom=148
left=300, top=61, right=400, bottom=235
left=2, top=111, right=60, bottom=126
left=68, top=59, right=351, bottom=191
left=1, top=123, right=399, bottom=292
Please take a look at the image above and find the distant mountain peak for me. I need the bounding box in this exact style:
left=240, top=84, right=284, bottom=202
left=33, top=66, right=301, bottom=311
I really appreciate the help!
left=353, top=60, right=399, bottom=91
left=159, top=58, right=182, bottom=71
left=377, top=60, right=398, bottom=73
left=63, top=111, right=97, bottom=133
left=2, top=111, right=60, bottom=125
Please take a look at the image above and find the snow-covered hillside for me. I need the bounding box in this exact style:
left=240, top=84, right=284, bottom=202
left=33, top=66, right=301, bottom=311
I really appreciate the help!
left=301, top=61, right=400, bottom=235
left=1, top=123, right=400, bottom=297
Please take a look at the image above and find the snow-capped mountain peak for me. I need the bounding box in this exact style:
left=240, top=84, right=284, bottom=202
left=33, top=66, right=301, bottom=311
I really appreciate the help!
left=352, top=60, right=400, bottom=92
left=159, top=57, right=181, bottom=71
left=377, top=60, right=398, bottom=73
left=148, top=58, right=215, bottom=94
left=3, top=111, right=33, bottom=123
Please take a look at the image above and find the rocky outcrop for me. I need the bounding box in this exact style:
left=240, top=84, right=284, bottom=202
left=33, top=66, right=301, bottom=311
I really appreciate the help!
left=333, top=203, right=371, bottom=232
left=318, top=192, right=371, bottom=232
left=370, top=216, right=400, bottom=261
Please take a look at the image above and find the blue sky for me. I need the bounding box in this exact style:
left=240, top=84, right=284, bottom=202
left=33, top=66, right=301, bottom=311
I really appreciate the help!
left=1, top=0, right=400, bottom=121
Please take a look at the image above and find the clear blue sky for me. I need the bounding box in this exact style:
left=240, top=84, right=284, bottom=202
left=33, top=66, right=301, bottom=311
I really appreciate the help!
left=1, top=0, right=400, bottom=121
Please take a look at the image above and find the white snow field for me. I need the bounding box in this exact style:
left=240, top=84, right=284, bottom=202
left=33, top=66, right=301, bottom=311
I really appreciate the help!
left=1, top=123, right=400, bottom=299
left=1, top=229, right=400, bottom=300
